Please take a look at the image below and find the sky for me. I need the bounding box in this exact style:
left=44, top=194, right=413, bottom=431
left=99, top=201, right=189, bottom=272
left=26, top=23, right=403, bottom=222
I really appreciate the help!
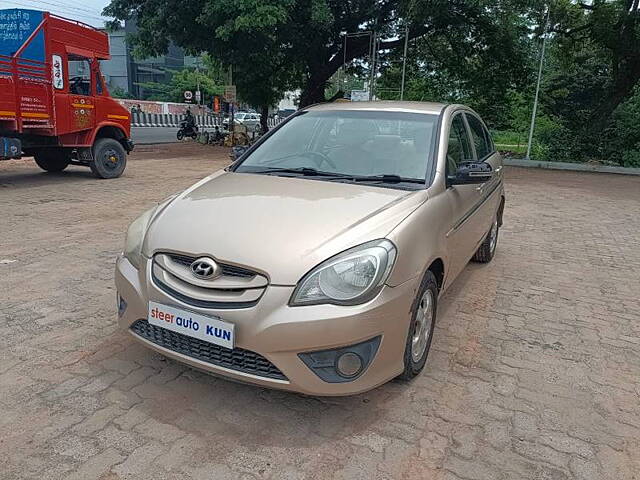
left=2, top=0, right=112, bottom=27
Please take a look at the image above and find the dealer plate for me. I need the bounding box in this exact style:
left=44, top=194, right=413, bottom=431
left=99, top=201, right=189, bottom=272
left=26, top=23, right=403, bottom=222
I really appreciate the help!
left=148, top=301, right=234, bottom=349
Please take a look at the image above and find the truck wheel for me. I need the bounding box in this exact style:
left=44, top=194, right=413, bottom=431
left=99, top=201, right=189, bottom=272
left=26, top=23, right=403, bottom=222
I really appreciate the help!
left=90, top=138, right=126, bottom=179
left=34, top=149, right=70, bottom=172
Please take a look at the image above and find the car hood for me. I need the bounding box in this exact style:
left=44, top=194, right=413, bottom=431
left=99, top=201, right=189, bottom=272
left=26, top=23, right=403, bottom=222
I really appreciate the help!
left=143, top=171, right=427, bottom=285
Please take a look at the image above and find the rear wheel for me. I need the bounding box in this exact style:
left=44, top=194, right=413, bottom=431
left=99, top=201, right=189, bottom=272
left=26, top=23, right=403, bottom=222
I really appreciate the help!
left=472, top=216, right=499, bottom=263
left=399, top=271, right=438, bottom=380
left=90, top=138, right=126, bottom=179
left=33, top=149, right=70, bottom=172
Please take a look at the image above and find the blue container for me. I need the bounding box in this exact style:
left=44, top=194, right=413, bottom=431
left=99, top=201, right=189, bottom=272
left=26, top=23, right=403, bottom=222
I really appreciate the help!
left=0, top=137, right=22, bottom=159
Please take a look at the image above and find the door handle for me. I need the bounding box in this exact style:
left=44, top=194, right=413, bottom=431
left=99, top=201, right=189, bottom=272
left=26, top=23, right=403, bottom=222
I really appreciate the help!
left=476, top=185, right=484, bottom=192
left=494, top=166, right=503, bottom=173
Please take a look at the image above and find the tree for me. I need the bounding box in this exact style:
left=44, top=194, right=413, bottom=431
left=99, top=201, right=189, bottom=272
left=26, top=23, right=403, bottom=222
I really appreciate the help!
left=136, top=68, right=224, bottom=103
left=375, top=3, right=535, bottom=127
left=104, top=0, right=542, bottom=124
left=550, top=0, right=640, bottom=131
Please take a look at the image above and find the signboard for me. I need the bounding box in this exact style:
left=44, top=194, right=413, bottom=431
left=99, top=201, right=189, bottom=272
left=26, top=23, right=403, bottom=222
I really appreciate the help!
left=0, top=9, right=45, bottom=62
left=52, top=54, right=63, bottom=89
left=195, top=90, right=201, bottom=103
left=224, top=85, right=237, bottom=103
left=183, top=90, right=193, bottom=103
left=351, top=90, right=370, bottom=102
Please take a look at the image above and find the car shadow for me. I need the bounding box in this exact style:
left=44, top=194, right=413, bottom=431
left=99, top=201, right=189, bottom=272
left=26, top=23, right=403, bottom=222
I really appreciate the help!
left=111, top=336, right=415, bottom=449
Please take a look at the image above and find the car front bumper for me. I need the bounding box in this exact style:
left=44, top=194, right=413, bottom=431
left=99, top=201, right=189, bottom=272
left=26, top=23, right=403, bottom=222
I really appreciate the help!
left=115, top=255, right=419, bottom=396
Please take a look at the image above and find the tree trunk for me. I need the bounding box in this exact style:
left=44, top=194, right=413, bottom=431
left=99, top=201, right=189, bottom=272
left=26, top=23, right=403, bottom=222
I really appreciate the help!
left=260, top=104, right=269, bottom=134
left=299, top=77, right=330, bottom=107
left=587, top=61, right=640, bottom=133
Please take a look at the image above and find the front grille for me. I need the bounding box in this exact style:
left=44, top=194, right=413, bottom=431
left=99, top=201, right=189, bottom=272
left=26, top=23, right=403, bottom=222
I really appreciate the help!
left=167, top=253, right=256, bottom=279
left=131, top=319, right=287, bottom=381
left=152, top=271, right=260, bottom=309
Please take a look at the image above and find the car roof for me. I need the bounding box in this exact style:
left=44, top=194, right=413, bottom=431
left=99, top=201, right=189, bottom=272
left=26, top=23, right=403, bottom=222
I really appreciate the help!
left=304, top=100, right=447, bottom=115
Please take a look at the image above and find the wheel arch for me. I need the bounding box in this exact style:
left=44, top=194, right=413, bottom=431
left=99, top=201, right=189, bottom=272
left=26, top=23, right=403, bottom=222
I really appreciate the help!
left=497, top=195, right=506, bottom=227
left=426, top=258, right=445, bottom=292
left=92, top=123, right=132, bottom=152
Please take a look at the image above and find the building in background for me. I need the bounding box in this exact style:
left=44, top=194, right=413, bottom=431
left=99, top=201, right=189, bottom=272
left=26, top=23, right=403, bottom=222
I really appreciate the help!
left=100, top=27, right=128, bottom=93
left=100, top=20, right=202, bottom=99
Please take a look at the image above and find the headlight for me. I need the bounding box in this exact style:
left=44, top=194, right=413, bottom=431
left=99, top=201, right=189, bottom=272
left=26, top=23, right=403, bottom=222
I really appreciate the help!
left=123, top=206, right=157, bottom=269
left=290, top=240, right=397, bottom=306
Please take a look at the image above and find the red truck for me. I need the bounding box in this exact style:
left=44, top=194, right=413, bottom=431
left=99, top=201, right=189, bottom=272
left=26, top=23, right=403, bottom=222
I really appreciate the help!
left=0, top=9, right=133, bottom=178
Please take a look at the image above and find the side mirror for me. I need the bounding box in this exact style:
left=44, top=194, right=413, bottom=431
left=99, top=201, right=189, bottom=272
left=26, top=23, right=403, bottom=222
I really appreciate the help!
left=448, top=162, right=493, bottom=186
left=231, top=145, right=249, bottom=161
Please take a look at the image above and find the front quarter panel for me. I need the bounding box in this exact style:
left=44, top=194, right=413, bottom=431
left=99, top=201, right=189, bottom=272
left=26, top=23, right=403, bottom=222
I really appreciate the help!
left=386, top=187, right=450, bottom=288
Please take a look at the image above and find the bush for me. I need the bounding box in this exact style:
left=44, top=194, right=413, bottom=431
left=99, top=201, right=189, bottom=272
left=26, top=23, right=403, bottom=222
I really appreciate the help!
left=622, top=150, right=640, bottom=168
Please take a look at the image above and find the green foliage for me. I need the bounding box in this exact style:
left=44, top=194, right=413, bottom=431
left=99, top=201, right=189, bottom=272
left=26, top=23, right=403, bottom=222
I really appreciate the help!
left=102, top=0, right=640, bottom=161
left=604, top=86, right=640, bottom=167
left=108, top=85, right=135, bottom=99
left=137, top=68, right=224, bottom=103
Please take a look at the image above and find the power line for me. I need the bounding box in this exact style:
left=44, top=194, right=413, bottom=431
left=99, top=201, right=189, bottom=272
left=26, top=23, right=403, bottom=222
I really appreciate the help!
left=4, top=0, right=107, bottom=23
left=12, top=0, right=105, bottom=17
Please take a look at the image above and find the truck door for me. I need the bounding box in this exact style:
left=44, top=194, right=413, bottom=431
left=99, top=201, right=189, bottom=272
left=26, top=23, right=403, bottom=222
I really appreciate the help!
left=64, top=54, right=95, bottom=133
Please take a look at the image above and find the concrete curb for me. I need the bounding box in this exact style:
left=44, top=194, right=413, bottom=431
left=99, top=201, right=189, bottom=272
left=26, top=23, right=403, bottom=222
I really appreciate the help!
left=504, top=158, right=640, bottom=176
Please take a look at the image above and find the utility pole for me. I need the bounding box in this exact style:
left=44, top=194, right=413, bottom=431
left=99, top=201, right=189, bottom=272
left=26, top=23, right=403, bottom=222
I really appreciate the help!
left=369, top=31, right=377, bottom=101
left=525, top=10, right=549, bottom=160
left=342, top=34, right=347, bottom=93
left=229, top=64, right=234, bottom=146
left=400, top=24, right=409, bottom=101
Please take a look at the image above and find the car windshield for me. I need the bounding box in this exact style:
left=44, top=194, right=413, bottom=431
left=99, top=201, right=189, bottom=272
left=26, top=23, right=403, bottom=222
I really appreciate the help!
left=236, top=113, right=246, bottom=120
left=235, top=110, right=439, bottom=186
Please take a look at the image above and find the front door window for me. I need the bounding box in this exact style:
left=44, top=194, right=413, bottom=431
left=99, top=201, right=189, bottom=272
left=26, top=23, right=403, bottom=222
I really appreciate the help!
left=67, top=55, right=92, bottom=96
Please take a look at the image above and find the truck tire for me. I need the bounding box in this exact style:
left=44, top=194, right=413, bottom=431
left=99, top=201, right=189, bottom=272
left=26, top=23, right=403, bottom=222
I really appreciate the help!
left=90, top=138, right=126, bottom=179
left=33, top=149, right=70, bottom=172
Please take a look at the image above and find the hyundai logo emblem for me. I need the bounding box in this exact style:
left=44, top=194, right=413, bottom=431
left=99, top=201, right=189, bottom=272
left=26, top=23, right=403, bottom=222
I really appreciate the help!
left=190, top=257, right=220, bottom=279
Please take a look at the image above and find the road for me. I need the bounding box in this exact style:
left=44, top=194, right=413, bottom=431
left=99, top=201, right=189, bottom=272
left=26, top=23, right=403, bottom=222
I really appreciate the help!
left=1, top=145, right=639, bottom=479
left=132, top=126, right=179, bottom=145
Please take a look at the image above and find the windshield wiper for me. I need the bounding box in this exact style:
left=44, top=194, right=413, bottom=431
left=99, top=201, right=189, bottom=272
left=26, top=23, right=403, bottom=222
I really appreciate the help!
left=245, top=168, right=425, bottom=186
left=349, top=174, right=425, bottom=185
left=247, top=167, right=353, bottom=179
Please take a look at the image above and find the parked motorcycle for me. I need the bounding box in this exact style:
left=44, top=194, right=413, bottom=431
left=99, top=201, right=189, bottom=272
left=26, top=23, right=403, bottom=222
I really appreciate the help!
left=177, top=121, right=198, bottom=140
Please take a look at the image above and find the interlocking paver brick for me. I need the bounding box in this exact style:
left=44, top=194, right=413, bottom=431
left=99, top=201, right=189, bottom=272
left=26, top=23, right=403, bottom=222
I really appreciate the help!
left=1, top=146, right=639, bottom=479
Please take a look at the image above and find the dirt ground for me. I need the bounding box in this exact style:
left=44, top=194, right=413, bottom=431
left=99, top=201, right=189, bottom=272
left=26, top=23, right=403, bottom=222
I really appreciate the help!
left=1, top=144, right=639, bottom=480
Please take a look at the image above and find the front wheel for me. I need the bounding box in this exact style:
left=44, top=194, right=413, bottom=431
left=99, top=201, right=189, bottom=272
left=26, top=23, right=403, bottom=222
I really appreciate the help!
left=90, top=138, right=126, bottom=179
left=472, top=216, right=499, bottom=263
left=33, top=149, right=70, bottom=172
left=177, top=129, right=185, bottom=141
left=399, top=271, right=438, bottom=380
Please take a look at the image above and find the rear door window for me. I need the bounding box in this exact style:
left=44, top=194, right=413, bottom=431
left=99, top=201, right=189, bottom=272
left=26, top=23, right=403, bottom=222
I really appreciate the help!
left=465, top=114, right=493, bottom=160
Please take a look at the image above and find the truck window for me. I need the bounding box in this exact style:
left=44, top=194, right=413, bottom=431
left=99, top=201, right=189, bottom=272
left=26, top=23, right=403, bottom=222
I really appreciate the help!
left=68, top=55, right=91, bottom=96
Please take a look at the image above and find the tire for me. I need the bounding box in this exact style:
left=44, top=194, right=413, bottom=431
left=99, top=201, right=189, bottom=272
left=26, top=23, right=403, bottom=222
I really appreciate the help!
left=90, top=138, right=126, bottom=179
left=177, top=129, right=185, bottom=141
left=399, top=270, right=438, bottom=380
left=33, top=149, right=70, bottom=172
left=472, top=215, right=499, bottom=263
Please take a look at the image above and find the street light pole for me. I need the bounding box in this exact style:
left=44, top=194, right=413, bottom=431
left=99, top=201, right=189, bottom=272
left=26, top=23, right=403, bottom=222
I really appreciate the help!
left=400, top=24, right=409, bottom=101
left=525, top=10, right=549, bottom=161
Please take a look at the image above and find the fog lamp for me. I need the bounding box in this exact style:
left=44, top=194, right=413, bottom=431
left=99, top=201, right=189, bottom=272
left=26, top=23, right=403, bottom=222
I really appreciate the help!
left=336, top=352, right=363, bottom=378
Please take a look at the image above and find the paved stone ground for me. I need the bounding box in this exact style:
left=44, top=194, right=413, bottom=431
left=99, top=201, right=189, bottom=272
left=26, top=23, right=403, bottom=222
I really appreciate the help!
left=1, top=144, right=639, bottom=480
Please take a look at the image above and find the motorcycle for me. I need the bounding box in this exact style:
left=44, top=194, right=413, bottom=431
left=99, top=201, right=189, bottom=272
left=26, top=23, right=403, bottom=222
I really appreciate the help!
left=177, top=120, right=198, bottom=140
